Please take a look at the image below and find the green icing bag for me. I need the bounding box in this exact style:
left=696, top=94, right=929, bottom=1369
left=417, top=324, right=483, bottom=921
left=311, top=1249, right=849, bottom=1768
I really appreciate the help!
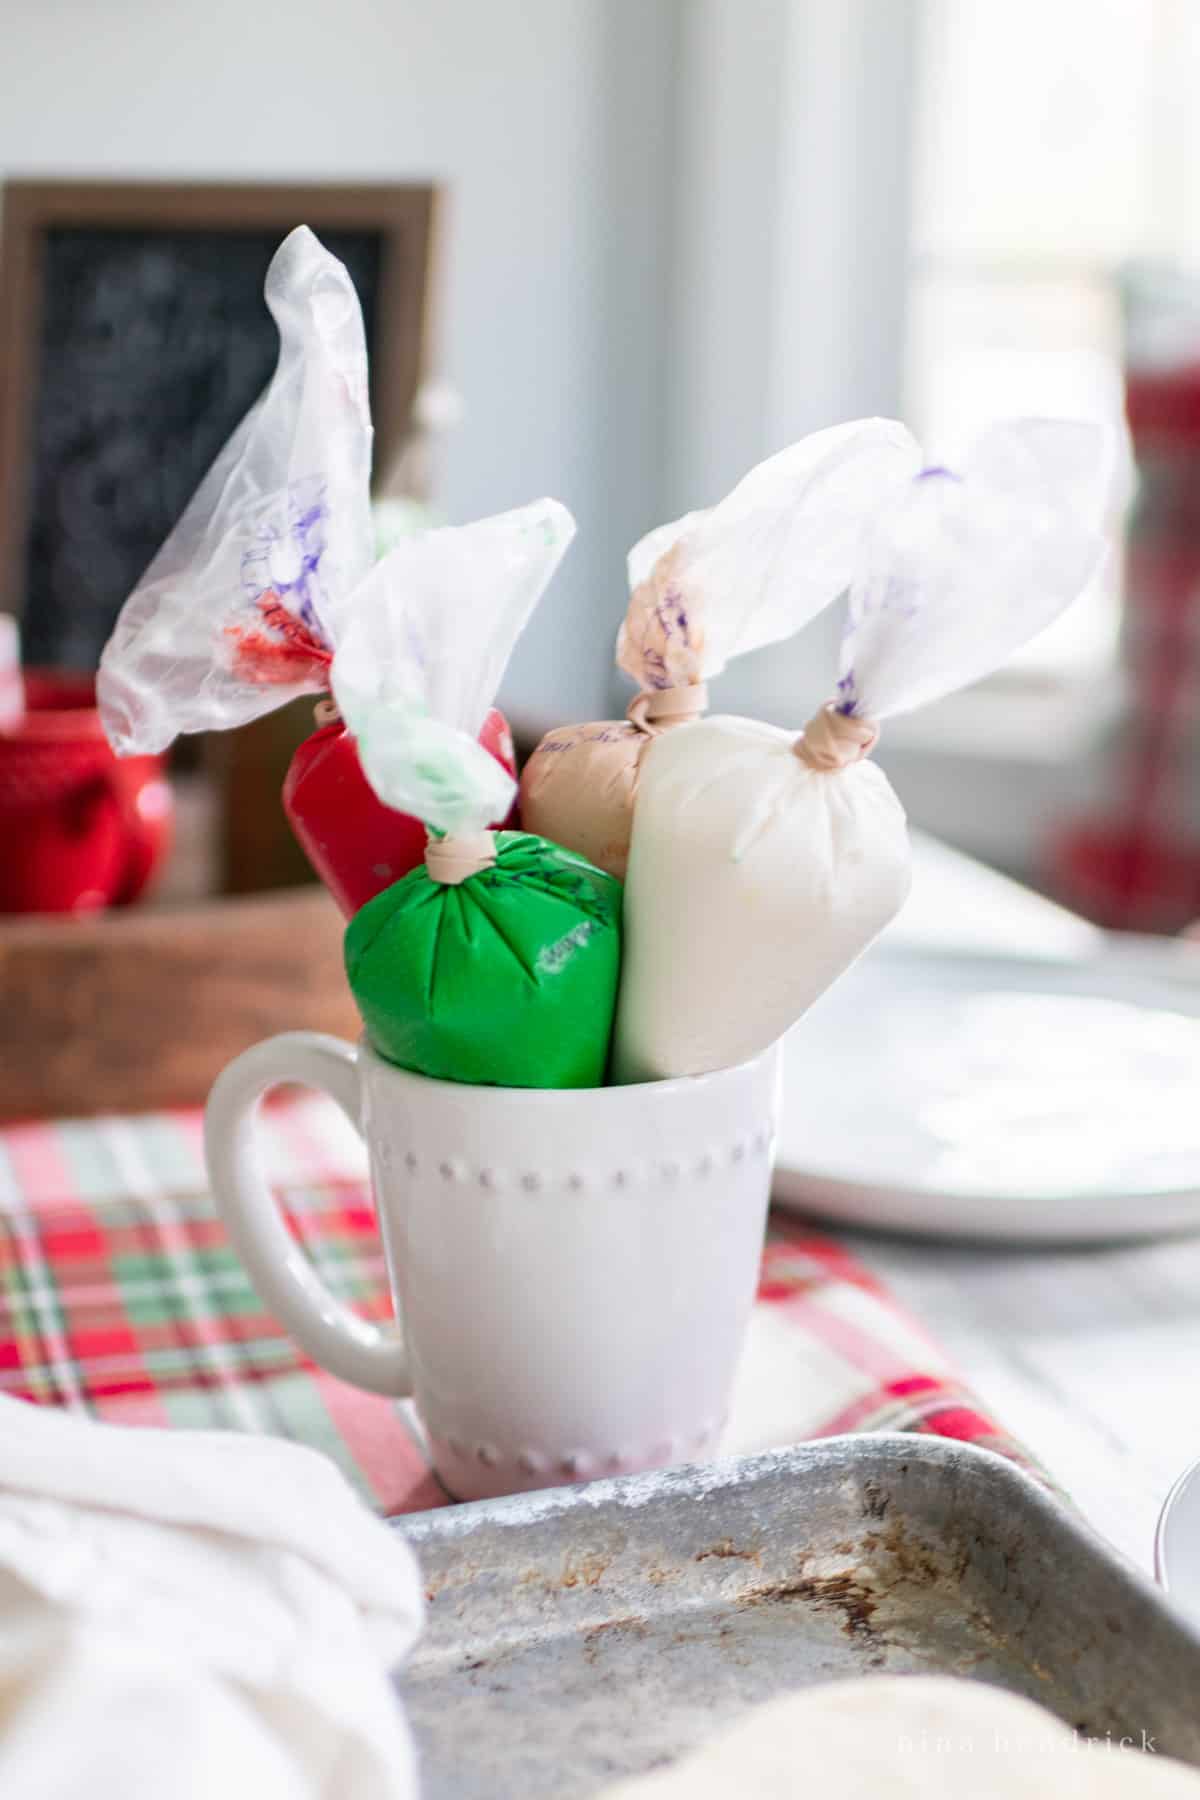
left=345, top=831, right=622, bottom=1087
left=330, top=499, right=606, bottom=1086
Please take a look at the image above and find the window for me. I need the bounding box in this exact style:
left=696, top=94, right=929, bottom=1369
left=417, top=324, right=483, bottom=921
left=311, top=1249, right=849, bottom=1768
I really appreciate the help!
left=906, top=0, right=1200, bottom=682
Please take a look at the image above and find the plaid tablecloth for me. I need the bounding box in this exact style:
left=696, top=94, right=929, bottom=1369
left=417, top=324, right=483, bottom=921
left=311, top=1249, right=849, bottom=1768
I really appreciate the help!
left=0, top=1096, right=1034, bottom=1514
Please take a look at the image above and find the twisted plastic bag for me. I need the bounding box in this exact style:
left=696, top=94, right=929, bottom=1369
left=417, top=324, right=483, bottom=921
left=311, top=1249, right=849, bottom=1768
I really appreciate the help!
left=613, top=418, right=1120, bottom=1082
left=98, top=226, right=374, bottom=754
left=335, top=499, right=625, bottom=1089
left=95, top=226, right=528, bottom=916
left=345, top=831, right=624, bottom=1087
left=832, top=418, right=1119, bottom=723
left=332, top=499, right=576, bottom=836
left=617, top=418, right=921, bottom=691
left=519, top=420, right=920, bottom=877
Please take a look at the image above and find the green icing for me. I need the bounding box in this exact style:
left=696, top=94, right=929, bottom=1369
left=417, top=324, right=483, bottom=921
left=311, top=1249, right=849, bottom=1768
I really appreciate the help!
left=344, top=831, right=622, bottom=1088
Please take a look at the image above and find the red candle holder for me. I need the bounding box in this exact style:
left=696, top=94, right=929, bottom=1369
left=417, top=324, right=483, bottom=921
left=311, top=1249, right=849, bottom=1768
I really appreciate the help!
left=0, top=671, right=172, bottom=915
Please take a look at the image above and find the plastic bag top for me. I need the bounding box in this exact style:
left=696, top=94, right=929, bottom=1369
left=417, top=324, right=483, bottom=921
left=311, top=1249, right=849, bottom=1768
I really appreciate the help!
left=616, top=419, right=922, bottom=695
left=832, top=417, right=1122, bottom=725
left=333, top=498, right=576, bottom=838
left=98, top=225, right=374, bottom=755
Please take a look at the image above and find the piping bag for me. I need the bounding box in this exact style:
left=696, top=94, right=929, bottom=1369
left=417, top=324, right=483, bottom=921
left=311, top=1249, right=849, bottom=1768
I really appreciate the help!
left=96, top=225, right=515, bottom=916
left=519, top=420, right=921, bottom=877
left=338, top=500, right=625, bottom=1090
left=612, top=418, right=1120, bottom=1083
left=281, top=702, right=515, bottom=917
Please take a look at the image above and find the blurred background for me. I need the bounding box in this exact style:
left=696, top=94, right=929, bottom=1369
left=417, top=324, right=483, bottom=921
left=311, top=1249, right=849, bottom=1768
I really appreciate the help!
left=4, top=0, right=1200, bottom=937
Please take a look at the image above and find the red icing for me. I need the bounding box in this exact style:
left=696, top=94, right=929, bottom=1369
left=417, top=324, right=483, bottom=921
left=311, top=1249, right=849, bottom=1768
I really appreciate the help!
left=226, top=593, right=333, bottom=686
left=284, top=706, right=519, bottom=917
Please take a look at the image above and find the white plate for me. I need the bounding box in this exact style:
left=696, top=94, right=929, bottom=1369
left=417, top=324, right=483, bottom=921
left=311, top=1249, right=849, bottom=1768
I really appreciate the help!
left=775, top=940, right=1200, bottom=1243
left=1157, top=1460, right=1200, bottom=1626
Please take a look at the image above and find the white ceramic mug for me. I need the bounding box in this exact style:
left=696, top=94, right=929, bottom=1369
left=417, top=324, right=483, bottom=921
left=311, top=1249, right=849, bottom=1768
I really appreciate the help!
left=205, top=1033, right=780, bottom=1501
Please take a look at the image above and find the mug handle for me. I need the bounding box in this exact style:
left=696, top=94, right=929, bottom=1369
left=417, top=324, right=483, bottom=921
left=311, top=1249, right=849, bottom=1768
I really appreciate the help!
left=204, top=1031, right=412, bottom=1397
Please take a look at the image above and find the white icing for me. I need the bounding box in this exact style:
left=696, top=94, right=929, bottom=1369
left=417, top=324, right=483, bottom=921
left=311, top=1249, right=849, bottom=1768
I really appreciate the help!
left=612, top=716, right=911, bottom=1082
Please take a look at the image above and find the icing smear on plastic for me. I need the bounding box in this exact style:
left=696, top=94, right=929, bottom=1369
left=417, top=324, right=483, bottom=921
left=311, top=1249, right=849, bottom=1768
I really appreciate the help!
left=98, top=226, right=374, bottom=754
left=825, top=419, right=1122, bottom=733
left=616, top=418, right=925, bottom=701
left=520, top=419, right=927, bottom=878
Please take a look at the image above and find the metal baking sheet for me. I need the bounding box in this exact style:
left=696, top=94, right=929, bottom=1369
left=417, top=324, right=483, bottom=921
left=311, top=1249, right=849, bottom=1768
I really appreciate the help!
left=395, top=1436, right=1200, bottom=1799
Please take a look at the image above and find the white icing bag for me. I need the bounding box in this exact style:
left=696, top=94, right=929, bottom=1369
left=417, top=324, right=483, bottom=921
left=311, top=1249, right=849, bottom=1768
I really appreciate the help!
left=520, top=418, right=922, bottom=876
left=613, top=416, right=1120, bottom=1082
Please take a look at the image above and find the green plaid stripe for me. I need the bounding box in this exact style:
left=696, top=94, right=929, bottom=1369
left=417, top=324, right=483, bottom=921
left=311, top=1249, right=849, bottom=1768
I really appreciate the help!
left=0, top=1106, right=1039, bottom=1514
left=0, top=1110, right=436, bottom=1511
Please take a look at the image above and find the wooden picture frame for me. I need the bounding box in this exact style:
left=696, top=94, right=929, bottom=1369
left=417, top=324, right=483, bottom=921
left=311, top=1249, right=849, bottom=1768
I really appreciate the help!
left=0, top=184, right=443, bottom=1113
left=0, top=177, right=440, bottom=635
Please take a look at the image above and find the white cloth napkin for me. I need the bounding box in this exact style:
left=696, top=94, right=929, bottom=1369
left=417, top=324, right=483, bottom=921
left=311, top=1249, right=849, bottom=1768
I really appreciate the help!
left=0, top=1395, right=423, bottom=1799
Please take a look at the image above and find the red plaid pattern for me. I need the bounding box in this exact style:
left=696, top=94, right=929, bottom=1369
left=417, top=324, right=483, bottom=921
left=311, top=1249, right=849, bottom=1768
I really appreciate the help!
left=0, top=1100, right=1037, bottom=1513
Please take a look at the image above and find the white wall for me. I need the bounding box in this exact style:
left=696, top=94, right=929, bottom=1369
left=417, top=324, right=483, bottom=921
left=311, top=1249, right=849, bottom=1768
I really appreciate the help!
left=2, top=0, right=922, bottom=739
left=659, top=0, right=919, bottom=729
left=0, top=0, right=682, bottom=728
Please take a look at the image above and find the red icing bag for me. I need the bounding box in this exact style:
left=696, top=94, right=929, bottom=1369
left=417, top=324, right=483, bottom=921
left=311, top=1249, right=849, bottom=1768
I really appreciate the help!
left=283, top=706, right=518, bottom=917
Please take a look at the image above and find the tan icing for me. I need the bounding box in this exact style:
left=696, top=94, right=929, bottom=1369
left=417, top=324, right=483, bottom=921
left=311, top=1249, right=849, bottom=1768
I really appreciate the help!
left=524, top=542, right=712, bottom=877
left=519, top=706, right=698, bottom=881
left=520, top=723, right=644, bottom=879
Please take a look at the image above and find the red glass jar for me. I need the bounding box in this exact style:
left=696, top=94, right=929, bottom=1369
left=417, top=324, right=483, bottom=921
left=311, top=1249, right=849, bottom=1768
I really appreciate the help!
left=0, top=671, right=172, bottom=915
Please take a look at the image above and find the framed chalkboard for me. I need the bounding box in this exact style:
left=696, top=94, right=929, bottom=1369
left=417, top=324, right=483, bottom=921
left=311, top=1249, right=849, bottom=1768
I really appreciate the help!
left=0, top=180, right=438, bottom=668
